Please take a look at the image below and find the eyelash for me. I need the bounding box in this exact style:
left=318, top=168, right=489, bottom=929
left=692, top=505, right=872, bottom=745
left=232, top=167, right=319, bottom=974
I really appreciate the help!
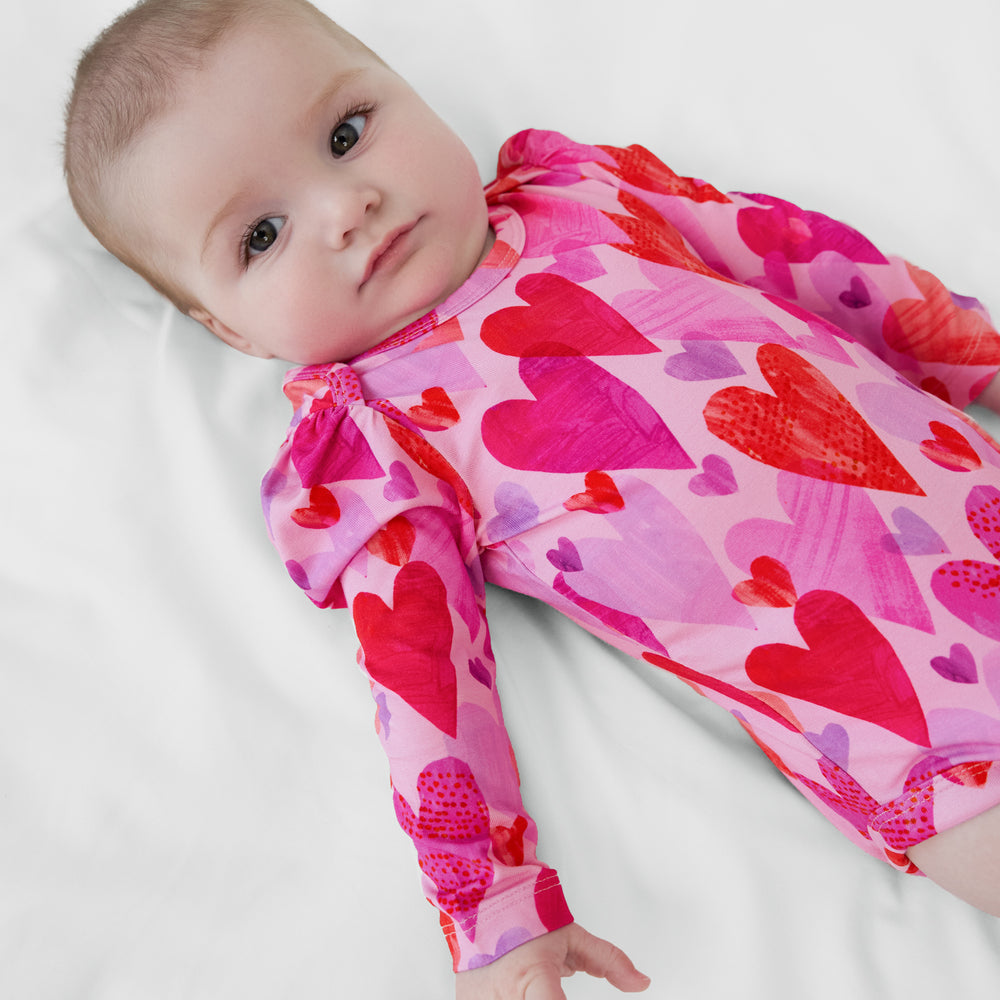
left=239, top=217, right=281, bottom=268
left=238, top=101, right=378, bottom=268
left=332, top=101, right=377, bottom=155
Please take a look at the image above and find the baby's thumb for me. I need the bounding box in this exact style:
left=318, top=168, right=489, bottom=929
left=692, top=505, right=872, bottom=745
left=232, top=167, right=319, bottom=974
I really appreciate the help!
left=604, top=952, right=651, bottom=993
left=570, top=927, right=651, bottom=992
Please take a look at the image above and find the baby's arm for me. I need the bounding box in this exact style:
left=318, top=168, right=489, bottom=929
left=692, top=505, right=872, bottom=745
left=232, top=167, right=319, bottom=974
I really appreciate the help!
left=455, top=923, right=650, bottom=1000
left=264, top=375, right=575, bottom=970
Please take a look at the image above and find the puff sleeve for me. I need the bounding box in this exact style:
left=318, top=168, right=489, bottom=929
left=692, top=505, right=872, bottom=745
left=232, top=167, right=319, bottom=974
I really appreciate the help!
left=261, top=365, right=572, bottom=971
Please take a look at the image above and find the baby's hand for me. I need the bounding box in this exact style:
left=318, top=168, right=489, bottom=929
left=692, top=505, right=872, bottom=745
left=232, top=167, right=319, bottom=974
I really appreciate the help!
left=454, top=923, right=650, bottom=999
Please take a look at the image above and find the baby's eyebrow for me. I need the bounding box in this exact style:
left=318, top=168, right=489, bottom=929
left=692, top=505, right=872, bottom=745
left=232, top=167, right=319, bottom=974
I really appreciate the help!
left=297, top=67, right=367, bottom=133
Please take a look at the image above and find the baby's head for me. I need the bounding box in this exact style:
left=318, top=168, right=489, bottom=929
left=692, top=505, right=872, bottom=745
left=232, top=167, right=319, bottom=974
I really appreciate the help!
left=64, top=0, right=493, bottom=364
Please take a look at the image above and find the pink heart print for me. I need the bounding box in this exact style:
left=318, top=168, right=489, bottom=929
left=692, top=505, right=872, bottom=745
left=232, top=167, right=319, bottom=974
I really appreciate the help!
left=932, top=485, right=1000, bottom=640
left=393, top=756, right=494, bottom=940
left=482, top=354, right=694, bottom=473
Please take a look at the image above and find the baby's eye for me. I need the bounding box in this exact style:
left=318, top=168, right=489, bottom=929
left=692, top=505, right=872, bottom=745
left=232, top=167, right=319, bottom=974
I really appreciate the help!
left=330, top=113, right=368, bottom=157
left=243, top=216, right=285, bottom=259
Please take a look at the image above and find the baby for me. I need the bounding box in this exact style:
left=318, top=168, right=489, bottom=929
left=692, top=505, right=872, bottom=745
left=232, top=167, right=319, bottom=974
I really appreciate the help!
left=65, top=1, right=1000, bottom=997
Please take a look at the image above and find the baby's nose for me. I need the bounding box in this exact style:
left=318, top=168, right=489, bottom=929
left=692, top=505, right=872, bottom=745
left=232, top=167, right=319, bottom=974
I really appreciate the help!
left=318, top=183, right=381, bottom=249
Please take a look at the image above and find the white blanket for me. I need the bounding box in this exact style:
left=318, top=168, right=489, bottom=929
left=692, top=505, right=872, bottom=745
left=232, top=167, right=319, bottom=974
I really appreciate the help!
left=4, top=1, right=1000, bottom=997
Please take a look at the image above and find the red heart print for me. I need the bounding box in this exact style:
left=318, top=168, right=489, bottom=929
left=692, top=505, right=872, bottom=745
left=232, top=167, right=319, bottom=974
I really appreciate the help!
left=385, top=419, right=476, bottom=517
left=365, top=515, right=416, bottom=566
left=604, top=189, right=728, bottom=280
left=883, top=262, right=1000, bottom=366
left=481, top=272, right=659, bottom=358
left=733, top=556, right=797, bottom=607
left=643, top=651, right=800, bottom=735
left=919, top=420, right=982, bottom=472
left=563, top=470, right=625, bottom=513
left=491, top=815, right=529, bottom=867
left=597, top=143, right=732, bottom=204
left=745, top=590, right=930, bottom=746
left=943, top=761, right=993, bottom=788
left=353, top=561, right=457, bottom=737
left=408, top=387, right=460, bottom=431
left=291, top=485, right=341, bottom=528
left=704, top=343, right=924, bottom=495
left=534, top=866, right=574, bottom=933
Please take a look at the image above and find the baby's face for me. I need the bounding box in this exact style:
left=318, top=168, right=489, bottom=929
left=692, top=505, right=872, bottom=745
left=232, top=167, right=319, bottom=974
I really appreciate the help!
left=113, top=15, right=493, bottom=364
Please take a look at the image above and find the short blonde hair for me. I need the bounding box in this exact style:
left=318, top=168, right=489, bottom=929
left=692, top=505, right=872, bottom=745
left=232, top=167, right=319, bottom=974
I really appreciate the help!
left=63, top=0, right=379, bottom=313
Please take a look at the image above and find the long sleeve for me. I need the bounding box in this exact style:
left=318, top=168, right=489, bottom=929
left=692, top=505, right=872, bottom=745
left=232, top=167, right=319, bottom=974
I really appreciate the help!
left=491, top=132, right=1000, bottom=410
left=261, top=364, right=571, bottom=971
left=599, top=140, right=1000, bottom=409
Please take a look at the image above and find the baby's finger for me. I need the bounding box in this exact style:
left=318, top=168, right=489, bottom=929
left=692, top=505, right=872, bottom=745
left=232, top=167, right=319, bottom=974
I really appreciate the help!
left=568, top=929, right=651, bottom=992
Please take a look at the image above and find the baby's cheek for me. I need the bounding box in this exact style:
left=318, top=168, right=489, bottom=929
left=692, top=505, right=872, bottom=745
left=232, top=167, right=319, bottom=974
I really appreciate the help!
left=293, top=300, right=374, bottom=365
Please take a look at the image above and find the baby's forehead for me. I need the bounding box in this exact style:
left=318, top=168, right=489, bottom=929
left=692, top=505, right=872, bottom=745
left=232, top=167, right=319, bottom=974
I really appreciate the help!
left=171, top=14, right=370, bottom=111
left=110, top=14, right=378, bottom=258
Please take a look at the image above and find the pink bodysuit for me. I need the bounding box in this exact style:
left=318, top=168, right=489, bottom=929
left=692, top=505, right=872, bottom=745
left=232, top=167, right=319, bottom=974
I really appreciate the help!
left=263, top=130, right=1000, bottom=971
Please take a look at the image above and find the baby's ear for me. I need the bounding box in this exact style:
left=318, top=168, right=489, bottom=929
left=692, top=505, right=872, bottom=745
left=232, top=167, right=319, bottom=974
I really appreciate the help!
left=188, top=307, right=274, bottom=358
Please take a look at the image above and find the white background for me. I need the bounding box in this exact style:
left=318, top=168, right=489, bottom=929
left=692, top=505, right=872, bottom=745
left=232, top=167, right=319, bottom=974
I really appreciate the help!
left=2, top=2, right=1000, bottom=998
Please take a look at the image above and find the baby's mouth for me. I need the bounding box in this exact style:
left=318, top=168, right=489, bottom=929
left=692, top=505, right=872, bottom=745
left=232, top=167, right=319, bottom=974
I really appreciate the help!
left=361, top=221, right=418, bottom=288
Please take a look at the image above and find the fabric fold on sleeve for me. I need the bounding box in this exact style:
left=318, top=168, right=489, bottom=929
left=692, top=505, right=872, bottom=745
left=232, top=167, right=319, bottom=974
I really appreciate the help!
left=520, top=132, right=1000, bottom=409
